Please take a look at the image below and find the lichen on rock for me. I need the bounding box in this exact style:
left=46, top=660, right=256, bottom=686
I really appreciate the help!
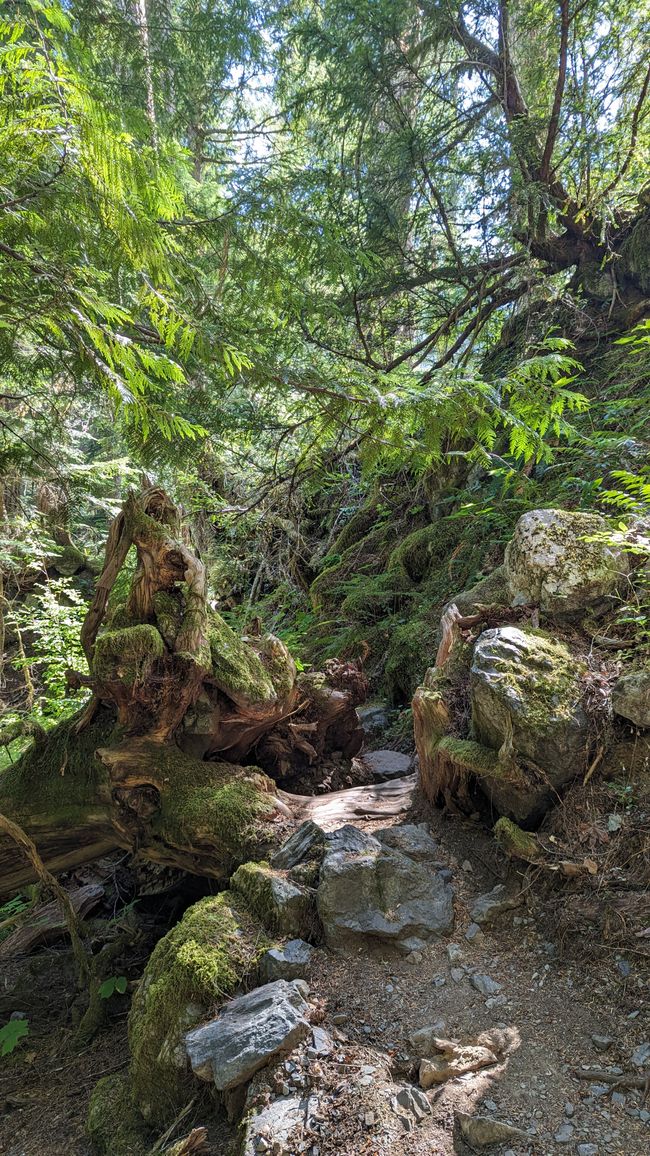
left=503, top=508, right=629, bottom=613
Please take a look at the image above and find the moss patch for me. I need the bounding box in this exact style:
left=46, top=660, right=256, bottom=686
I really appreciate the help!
left=494, top=816, right=541, bottom=860
left=209, top=612, right=277, bottom=704
left=128, top=891, right=271, bottom=1126
left=0, top=707, right=115, bottom=823
left=231, top=860, right=315, bottom=936
left=385, top=614, right=441, bottom=704
left=93, top=624, right=165, bottom=687
left=87, top=1073, right=148, bottom=1155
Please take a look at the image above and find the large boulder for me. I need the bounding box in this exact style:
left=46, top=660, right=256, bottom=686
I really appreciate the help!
left=185, top=979, right=311, bottom=1091
left=317, top=830, right=454, bottom=951
left=503, top=509, right=628, bottom=613
left=128, top=892, right=271, bottom=1126
left=612, top=670, right=650, bottom=728
left=471, top=626, right=594, bottom=821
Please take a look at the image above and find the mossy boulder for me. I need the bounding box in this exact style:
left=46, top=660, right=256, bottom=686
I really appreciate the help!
left=471, top=626, right=593, bottom=821
left=128, top=891, right=272, bottom=1127
left=87, top=1073, right=148, bottom=1155
left=231, top=861, right=317, bottom=938
left=503, top=508, right=628, bottom=613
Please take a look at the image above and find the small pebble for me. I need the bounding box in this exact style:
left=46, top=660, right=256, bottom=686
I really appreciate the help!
left=554, top=1122, right=574, bottom=1143
left=450, top=968, right=465, bottom=983
left=564, top=1102, right=575, bottom=1118
left=470, top=973, right=502, bottom=996
left=577, top=1146, right=598, bottom=1156
left=592, top=1034, right=614, bottom=1052
left=465, top=922, right=483, bottom=941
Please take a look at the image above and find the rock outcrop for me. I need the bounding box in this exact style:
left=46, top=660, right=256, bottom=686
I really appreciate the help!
left=317, top=829, right=454, bottom=951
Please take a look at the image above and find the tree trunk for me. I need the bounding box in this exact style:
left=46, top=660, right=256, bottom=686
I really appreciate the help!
left=0, top=488, right=365, bottom=896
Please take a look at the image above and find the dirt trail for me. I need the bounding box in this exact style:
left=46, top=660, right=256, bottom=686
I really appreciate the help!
left=302, top=779, right=650, bottom=1156
left=1, top=763, right=648, bottom=1156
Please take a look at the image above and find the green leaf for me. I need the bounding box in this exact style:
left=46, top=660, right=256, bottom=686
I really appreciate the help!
left=0, top=1018, right=29, bottom=1056
left=98, top=975, right=127, bottom=999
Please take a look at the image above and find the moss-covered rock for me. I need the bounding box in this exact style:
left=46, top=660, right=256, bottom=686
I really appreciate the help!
left=504, top=508, right=629, bottom=613
left=471, top=626, right=593, bottom=821
left=231, top=861, right=316, bottom=938
left=128, top=891, right=272, bottom=1126
left=87, top=1073, right=148, bottom=1155
left=93, top=624, right=165, bottom=687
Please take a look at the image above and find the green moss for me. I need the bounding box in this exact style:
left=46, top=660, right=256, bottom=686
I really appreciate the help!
left=128, top=891, right=271, bottom=1126
left=253, top=634, right=296, bottom=700
left=330, top=505, right=380, bottom=555
left=93, top=624, right=165, bottom=687
left=309, top=520, right=402, bottom=610
left=494, top=816, right=541, bottom=860
left=385, top=615, right=441, bottom=704
left=54, top=543, right=86, bottom=576
left=155, top=776, right=276, bottom=863
left=437, top=736, right=501, bottom=776
left=340, top=570, right=412, bottom=623
left=473, top=627, right=587, bottom=735
left=620, top=215, right=650, bottom=294
left=0, top=708, right=114, bottom=822
left=152, top=589, right=184, bottom=647
left=231, top=860, right=314, bottom=936
left=388, top=523, right=453, bottom=583
left=209, top=612, right=276, bottom=704
left=87, top=1073, right=148, bottom=1155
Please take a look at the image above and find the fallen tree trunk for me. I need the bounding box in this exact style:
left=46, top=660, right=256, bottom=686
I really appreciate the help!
left=0, top=488, right=365, bottom=896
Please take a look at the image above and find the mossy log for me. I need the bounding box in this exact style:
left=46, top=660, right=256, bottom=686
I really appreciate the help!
left=0, top=488, right=364, bottom=895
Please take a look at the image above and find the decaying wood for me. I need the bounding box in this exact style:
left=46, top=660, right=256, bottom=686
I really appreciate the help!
left=0, top=487, right=366, bottom=892
left=434, top=603, right=464, bottom=668
left=0, top=883, right=103, bottom=959
left=0, top=811, right=91, bottom=983
left=284, top=774, right=418, bottom=829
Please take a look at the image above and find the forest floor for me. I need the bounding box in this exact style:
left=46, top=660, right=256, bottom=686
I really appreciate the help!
left=0, top=751, right=648, bottom=1156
